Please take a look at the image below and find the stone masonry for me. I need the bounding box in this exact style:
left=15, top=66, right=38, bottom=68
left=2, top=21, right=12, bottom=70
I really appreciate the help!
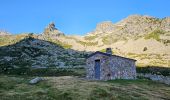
left=86, top=48, right=136, bottom=80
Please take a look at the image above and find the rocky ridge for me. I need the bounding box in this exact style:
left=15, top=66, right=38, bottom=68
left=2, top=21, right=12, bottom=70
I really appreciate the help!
left=0, top=15, right=169, bottom=67
left=0, top=37, right=86, bottom=69
left=43, top=22, right=64, bottom=36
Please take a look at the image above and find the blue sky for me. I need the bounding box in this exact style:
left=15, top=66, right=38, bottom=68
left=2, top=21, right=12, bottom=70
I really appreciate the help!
left=0, top=0, right=170, bottom=35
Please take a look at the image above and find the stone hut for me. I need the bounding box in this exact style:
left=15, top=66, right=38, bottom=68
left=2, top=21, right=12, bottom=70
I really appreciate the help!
left=86, top=48, right=136, bottom=80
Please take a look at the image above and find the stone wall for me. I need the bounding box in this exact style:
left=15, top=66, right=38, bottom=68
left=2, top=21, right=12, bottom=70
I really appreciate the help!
left=86, top=53, right=136, bottom=80
left=86, top=53, right=110, bottom=80
left=109, top=56, right=136, bottom=80
left=138, top=73, right=170, bottom=85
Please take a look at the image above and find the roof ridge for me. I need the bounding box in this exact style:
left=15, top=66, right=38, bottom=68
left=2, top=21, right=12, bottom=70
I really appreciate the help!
left=87, top=51, right=136, bottom=61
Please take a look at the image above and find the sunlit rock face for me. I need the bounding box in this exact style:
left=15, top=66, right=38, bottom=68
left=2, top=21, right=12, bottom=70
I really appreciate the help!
left=43, top=22, right=64, bottom=36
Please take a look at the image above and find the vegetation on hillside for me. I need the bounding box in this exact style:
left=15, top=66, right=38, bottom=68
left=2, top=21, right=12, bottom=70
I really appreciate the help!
left=0, top=75, right=170, bottom=100
left=84, top=35, right=98, bottom=41
left=144, top=29, right=165, bottom=41
left=76, top=40, right=98, bottom=46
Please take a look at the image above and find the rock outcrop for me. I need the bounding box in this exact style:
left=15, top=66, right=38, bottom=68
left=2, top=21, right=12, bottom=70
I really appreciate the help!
left=0, top=37, right=86, bottom=69
left=43, top=22, right=64, bottom=36
left=29, top=77, right=44, bottom=84
left=138, top=73, right=170, bottom=85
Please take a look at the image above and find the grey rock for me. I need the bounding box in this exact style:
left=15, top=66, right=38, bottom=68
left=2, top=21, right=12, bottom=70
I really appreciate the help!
left=29, top=77, right=44, bottom=84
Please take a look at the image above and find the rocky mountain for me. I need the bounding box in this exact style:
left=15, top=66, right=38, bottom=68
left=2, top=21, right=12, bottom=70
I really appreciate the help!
left=0, top=36, right=86, bottom=69
left=0, top=15, right=169, bottom=67
left=55, top=15, right=170, bottom=67
left=80, top=15, right=170, bottom=67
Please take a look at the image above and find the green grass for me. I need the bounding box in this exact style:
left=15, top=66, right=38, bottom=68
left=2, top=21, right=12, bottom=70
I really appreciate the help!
left=102, top=35, right=120, bottom=45
left=0, top=68, right=86, bottom=77
left=144, top=29, right=165, bottom=41
left=84, top=35, right=97, bottom=41
left=48, top=38, right=72, bottom=49
left=0, top=75, right=170, bottom=100
left=76, top=40, right=98, bottom=46
left=102, top=36, right=112, bottom=45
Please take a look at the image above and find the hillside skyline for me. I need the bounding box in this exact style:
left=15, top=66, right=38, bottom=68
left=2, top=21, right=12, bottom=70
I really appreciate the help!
left=0, top=0, right=170, bottom=35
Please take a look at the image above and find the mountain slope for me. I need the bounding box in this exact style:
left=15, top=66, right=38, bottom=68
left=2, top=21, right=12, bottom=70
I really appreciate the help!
left=50, top=15, right=169, bottom=67
left=0, top=36, right=86, bottom=69
left=0, top=15, right=169, bottom=67
left=80, top=15, right=170, bottom=67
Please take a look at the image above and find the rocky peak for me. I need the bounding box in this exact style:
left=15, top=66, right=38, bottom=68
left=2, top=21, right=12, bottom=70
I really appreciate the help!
left=126, top=14, right=154, bottom=19
left=47, top=22, right=56, bottom=29
left=43, top=22, right=64, bottom=36
left=95, top=21, right=115, bottom=33
left=88, top=14, right=170, bottom=39
left=116, top=15, right=156, bottom=26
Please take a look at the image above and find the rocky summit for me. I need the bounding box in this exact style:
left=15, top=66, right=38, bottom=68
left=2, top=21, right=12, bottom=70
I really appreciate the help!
left=0, top=15, right=169, bottom=67
left=43, top=22, right=64, bottom=36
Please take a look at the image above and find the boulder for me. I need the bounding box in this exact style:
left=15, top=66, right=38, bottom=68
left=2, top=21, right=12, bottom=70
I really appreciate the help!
left=29, top=77, right=44, bottom=84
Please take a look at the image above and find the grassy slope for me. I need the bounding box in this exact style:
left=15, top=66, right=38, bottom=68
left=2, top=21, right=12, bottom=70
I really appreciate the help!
left=0, top=75, right=170, bottom=100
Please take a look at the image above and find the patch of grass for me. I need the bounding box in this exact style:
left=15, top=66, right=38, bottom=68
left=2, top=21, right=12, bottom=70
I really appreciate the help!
left=0, top=75, right=52, bottom=100
left=48, top=89, right=75, bottom=100
left=76, top=40, right=98, bottom=46
left=99, top=48, right=106, bottom=52
left=89, top=87, right=111, bottom=100
left=84, top=35, right=97, bottom=41
left=0, top=75, right=170, bottom=100
left=0, top=35, right=27, bottom=46
left=144, top=29, right=165, bottom=41
left=102, top=36, right=119, bottom=45
left=107, top=79, right=153, bottom=85
left=102, top=36, right=111, bottom=45
left=52, top=39, right=72, bottom=49
left=0, top=68, right=86, bottom=77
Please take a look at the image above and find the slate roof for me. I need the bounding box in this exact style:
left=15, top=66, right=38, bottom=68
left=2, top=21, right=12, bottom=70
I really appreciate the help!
left=86, top=51, right=136, bottom=61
